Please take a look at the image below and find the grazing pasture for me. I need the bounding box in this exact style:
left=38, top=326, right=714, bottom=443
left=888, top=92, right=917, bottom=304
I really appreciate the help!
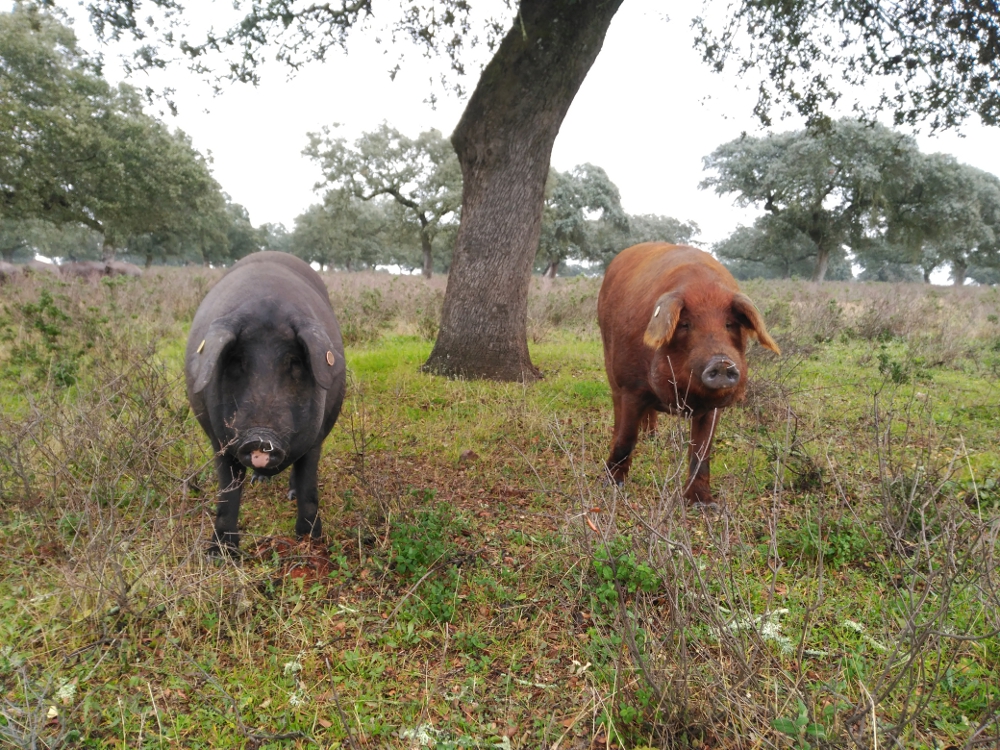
left=1, top=268, right=998, bottom=749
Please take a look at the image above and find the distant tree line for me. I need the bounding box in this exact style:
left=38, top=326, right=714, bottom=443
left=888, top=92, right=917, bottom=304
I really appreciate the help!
left=8, top=9, right=997, bottom=285
left=0, top=7, right=694, bottom=275
left=704, top=119, right=1000, bottom=285
left=289, top=125, right=698, bottom=277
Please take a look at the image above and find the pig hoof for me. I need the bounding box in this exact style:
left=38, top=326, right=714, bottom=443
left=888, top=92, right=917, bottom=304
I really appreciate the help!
left=287, top=489, right=297, bottom=501
left=295, top=515, right=322, bottom=539
left=206, top=541, right=242, bottom=560
left=250, top=473, right=271, bottom=486
left=600, top=469, right=625, bottom=488
left=207, top=532, right=242, bottom=559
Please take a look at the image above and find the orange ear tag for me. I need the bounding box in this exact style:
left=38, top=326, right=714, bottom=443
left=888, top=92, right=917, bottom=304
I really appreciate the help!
left=326, top=351, right=335, bottom=366
left=197, top=339, right=206, bottom=354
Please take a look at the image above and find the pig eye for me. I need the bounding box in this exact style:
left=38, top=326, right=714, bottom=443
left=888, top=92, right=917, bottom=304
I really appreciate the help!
left=726, top=321, right=739, bottom=331
left=286, top=353, right=305, bottom=376
left=223, top=354, right=244, bottom=379
left=677, top=321, right=691, bottom=331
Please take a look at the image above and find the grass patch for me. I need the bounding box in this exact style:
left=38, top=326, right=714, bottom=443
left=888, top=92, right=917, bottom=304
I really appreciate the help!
left=1, top=270, right=999, bottom=748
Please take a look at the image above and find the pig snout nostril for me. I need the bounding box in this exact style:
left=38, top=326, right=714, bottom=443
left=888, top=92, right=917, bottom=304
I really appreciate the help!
left=236, top=430, right=286, bottom=469
left=702, top=357, right=740, bottom=390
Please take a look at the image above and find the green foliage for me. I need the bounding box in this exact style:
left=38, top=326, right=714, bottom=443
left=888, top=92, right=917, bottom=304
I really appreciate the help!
left=877, top=347, right=910, bottom=384
left=780, top=513, right=870, bottom=569
left=694, top=0, right=1000, bottom=129
left=336, top=287, right=398, bottom=344
left=0, top=289, right=101, bottom=387
left=705, top=119, right=923, bottom=282
left=772, top=700, right=830, bottom=749
left=0, top=6, right=230, bottom=261
left=591, top=536, right=662, bottom=609
left=536, top=163, right=629, bottom=276
left=706, top=119, right=1000, bottom=283
left=303, top=124, right=461, bottom=275
left=389, top=499, right=466, bottom=623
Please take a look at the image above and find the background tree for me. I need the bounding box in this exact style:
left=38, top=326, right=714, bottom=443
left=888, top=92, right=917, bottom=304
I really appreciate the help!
left=223, top=200, right=266, bottom=262
left=625, top=214, right=699, bottom=248
left=0, top=219, right=103, bottom=263
left=305, top=124, right=461, bottom=278
left=260, top=223, right=292, bottom=254
left=714, top=219, right=854, bottom=280
left=78, top=0, right=1000, bottom=377
left=1, top=6, right=230, bottom=262
left=536, top=164, right=628, bottom=278
left=289, top=190, right=390, bottom=271
left=131, top=186, right=238, bottom=267
left=703, top=119, right=921, bottom=281
left=883, top=155, right=1000, bottom=285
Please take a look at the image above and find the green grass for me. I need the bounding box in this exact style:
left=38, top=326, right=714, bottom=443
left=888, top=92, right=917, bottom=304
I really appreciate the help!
left=1, top=271, right=999, bottom=748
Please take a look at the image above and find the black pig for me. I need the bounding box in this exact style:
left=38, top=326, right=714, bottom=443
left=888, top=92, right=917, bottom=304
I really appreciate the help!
left=185, top=251, right=346, bottom=553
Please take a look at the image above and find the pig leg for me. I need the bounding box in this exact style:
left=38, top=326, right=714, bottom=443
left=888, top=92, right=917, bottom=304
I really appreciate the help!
left=211, top=453, right=246, bottom=554
left=291, top=444, right=323, bottom=540
left=684, top=409, right=719, bottom=505
left=606, top=392, right=653, bottom=484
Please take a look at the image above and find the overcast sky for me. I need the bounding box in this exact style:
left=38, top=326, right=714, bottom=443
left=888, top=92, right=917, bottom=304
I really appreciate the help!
left=40, top=1, right=1000, bottom=250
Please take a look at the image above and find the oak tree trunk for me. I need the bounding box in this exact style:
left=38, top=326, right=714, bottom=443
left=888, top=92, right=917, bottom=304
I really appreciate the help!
left=420, top=225, right=433, bottom=279
left=811, top=245, right=831, bottom=282
left=422, top=0, right=624, bottom=381
left=544, top=259, right=559, bottom=279
left=952, top=259, right=967, bottom=286
left=101, top=238, right=116, bottom=263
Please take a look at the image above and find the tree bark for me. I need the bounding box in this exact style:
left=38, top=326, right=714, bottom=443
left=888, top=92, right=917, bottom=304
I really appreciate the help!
left=544, top=259, right=559, bottom=279
left=101, top=238, right=116, bottom=263
left=420, top=220, right=433, bottom=279
left=952, top=259, right=967, bottom=286
left=422, top=0, right=624, bottom=381
left=811, top=245, right=831, bottom=282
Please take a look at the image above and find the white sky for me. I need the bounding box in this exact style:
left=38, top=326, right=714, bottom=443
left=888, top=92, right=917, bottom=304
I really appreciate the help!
left=26, top=1, right=1000, bottom=250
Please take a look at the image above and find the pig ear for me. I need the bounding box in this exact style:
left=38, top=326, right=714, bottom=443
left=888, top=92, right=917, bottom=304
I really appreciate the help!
left=732, top=293, right=781, bottom=355
left=295, top=321, right=339, bottom=391
left=643, top=292, right=684, bottom=349
left=191, top=320, right=237, bottom=394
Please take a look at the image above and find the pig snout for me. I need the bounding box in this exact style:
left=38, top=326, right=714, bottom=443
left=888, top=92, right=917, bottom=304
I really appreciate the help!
left=235, top=429, right=287, bottom=470
left=701, top=355, right=740, bottom=390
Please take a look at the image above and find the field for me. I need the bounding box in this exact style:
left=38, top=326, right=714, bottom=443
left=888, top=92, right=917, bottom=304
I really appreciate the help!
left=1, top=268, right=999, bottom=749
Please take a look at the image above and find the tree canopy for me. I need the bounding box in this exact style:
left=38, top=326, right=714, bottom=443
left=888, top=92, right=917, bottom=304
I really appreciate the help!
left=704, top=119, right=1000, bottom=284
left=1, top=5, right=231, bottom=261
left=289, top=191, right=392, bottom=271
left=305, top=124, right=462, bottom=277
left=694, top=0, right=1000, bottom=130
left=536, top=164, right=628, bottom=278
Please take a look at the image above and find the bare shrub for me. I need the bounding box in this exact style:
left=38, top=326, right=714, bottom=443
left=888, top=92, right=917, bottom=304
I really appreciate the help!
left=739, top=280, right=1000, bottom=374
left=549, top=355, right=1000, bottom=749
left=527, top=276, right=601, bottom=342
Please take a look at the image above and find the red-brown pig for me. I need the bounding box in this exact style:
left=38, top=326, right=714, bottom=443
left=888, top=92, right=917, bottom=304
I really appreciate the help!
left=597, top=243, right=780, bottom=505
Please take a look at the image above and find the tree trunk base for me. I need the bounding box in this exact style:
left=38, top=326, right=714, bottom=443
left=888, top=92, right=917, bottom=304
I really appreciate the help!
left=422, top=346, right=542, bottom=383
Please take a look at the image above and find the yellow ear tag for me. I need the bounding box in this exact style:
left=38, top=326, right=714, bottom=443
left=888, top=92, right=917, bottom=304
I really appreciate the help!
left=326, top=351, right=335, bottom=366
left=197, top=339, right=206, bottom=354
left=653, top=305, right=661, bottom=318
